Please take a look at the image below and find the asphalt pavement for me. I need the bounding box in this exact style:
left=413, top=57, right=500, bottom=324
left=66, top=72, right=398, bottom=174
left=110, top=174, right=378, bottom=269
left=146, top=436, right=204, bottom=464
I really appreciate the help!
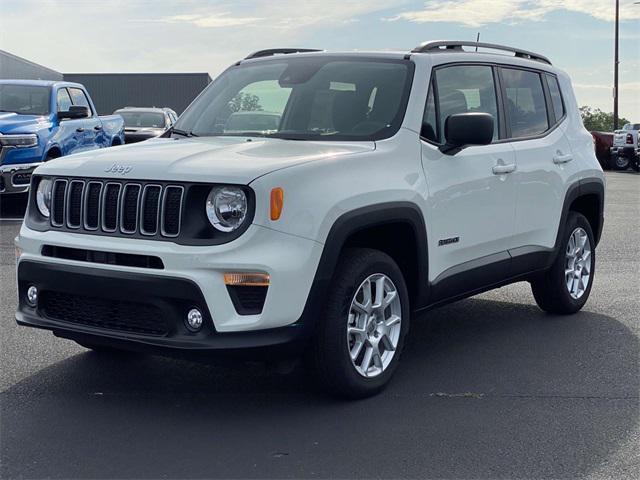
left=1, top=172, right=638, bottom=479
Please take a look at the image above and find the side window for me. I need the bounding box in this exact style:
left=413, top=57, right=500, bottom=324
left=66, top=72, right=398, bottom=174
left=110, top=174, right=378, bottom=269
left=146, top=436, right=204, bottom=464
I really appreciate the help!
left=56, top=88, right=72, bottom=111
left=434, top=65, right=499, bottom=142
left=501, top=68, right=549, bottom=138
left=421, top=80, right=438, bottom=142
left=68, top=88, right=93, bottom=115
left=545, top=74, right=565, bottom=123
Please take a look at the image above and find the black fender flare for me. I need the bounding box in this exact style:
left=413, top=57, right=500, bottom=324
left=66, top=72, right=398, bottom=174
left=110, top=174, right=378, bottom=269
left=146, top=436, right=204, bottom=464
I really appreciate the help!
left=294, top=202, right=429, bottom=334
left=554, top=178, right=605, bottom=253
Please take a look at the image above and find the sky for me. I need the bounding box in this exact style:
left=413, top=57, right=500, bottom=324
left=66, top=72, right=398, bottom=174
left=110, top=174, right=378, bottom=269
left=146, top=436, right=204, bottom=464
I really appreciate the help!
left=1, top=0, right=639, bottom=120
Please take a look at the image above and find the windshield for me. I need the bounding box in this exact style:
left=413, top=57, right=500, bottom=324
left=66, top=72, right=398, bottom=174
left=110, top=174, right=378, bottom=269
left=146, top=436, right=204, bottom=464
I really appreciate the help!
left=623, top=123, right=640, bottom=131
left=174, top=56, right=413, bottom=141
left=117, top=111, right=166, bottom=128
left=0, top=84, right=50, bottom=115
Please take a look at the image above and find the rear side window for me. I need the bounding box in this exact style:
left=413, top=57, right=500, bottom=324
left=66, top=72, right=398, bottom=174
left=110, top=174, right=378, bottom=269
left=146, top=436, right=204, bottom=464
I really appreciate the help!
left=545, top=74, right=565, bottom=123
left=422, top=64, right=499, bottom=143
left=501, top=68, right=548, bottom=138
left=68, top=88, right=92, bottom=115
left=56, top=88, right=72, bottom=111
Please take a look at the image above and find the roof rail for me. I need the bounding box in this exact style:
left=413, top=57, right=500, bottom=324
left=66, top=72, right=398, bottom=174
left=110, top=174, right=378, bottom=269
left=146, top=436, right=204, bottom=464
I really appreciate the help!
left=245, top=48, right=323, bottom=60
left=411, top=41, right=551, bottom=65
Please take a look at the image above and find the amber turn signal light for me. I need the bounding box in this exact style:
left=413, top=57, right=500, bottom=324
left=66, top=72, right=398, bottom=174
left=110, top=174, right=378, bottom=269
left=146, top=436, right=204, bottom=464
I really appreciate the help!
left=270, top=187, right=284, bottom=221
left=223, top=272, right=270, bottom=287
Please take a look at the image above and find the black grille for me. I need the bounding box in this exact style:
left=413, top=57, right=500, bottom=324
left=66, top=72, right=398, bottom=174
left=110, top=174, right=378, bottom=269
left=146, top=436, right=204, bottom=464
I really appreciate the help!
left=40, top=290, right=168, bottom=336
left=51, top=180, right=67, bottom=226
left=102, top=183, right=120, bottom=231
left=48, top=178, right=185, bottom=238
left=142, top=185, right=161, bottom=234
left=121, top=184, right=141, bottom=233
left=227, top=286, right=268, bottom=315
left=84, top=182, right=102, bottom=229
left=162, top=186, right=183, bottom=237
left=67, top=181, right=84, bottom=228
left=42, top=245, right=164, bottom=269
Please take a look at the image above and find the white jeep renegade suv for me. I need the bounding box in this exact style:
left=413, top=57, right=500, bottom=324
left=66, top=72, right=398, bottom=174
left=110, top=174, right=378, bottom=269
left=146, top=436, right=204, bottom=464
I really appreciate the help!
left=16, top=42, right=604, bottom=398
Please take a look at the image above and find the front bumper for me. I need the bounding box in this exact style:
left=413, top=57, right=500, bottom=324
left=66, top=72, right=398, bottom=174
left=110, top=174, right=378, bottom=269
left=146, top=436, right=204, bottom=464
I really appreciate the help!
left=0, top=161, right=41, bottom=194
left=16, top=260, right=315, bottom=359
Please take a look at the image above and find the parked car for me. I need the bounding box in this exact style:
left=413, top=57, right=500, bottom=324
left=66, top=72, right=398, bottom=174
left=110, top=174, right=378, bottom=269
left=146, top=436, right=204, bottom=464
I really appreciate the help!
left=0, top=80, right=124, bottom=194
left=15, top=42, right=604, bottom=398
left=114, top=107, right=177, bottom=144
left=610, top=122, right=640, bottom=171
left=590, top=131, right=613, bottom=170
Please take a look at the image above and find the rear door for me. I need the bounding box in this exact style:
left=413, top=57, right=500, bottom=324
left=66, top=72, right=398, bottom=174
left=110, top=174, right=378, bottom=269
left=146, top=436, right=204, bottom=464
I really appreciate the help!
left=420, top=63, right=518, bottom=289
left=500, top=67, right=578, bottom=258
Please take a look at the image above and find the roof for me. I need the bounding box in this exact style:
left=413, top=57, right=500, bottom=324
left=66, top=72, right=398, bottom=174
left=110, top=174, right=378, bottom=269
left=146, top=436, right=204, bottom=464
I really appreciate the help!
left=0, top=79, right=83, bottom=88
left=114, top=107, right=174, bottom=113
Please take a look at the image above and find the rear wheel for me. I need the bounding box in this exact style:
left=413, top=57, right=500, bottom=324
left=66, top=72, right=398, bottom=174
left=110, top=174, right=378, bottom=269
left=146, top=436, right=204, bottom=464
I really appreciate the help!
left=531, top=212, right=595, bottom=314
left=308, top=248, right=410, bottom=398
left=611, top=153, right=630, bottom=171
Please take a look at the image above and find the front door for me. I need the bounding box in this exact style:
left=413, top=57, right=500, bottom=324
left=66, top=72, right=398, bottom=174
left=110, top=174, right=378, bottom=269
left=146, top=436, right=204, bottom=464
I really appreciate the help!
left=420, top=64, right=518, bottom=294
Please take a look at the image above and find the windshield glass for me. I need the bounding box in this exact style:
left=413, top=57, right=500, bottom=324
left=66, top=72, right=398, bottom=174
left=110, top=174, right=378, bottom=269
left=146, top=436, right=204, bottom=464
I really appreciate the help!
left=174, top=56, right=413, bottom=140
left=117, top=111, right=166, bottom=128
left=623, top=123, right=640, bottom=131
left=0, top=84, right=50, bottom=115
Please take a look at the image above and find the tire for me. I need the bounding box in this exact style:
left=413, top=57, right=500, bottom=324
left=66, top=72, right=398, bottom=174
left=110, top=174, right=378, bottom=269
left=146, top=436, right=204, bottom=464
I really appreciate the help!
left=531, top=212, right=595, bottom=314
left=631, top=156, right=640, bottom=172
left=308, top=248, right=410, bottom=399
left=611, top=153, right=630, bottom=171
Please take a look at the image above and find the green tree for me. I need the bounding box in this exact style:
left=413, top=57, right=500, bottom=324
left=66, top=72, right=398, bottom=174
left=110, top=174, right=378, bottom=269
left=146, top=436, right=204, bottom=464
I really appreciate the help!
left=579, top=106, right=630, bottom=132
left=228, top=92, right=263, bottom=113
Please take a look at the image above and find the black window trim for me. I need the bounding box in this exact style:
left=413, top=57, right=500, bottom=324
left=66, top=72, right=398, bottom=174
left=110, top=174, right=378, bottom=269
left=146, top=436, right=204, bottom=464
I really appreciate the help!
left=420, top=60, right=567, bottom=147
left=420, top=61, right=506, bottom=146
left=495, top=65, right=566, bottom=144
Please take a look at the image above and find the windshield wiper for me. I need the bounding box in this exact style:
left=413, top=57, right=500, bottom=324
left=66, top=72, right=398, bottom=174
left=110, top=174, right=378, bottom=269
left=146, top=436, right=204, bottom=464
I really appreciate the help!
left=170, top=127, right=197, bottom=138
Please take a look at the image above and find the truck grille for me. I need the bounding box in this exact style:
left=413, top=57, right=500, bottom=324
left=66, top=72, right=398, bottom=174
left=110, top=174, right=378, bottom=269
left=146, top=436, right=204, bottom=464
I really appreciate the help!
left=49, top=178, right=184, bottom=238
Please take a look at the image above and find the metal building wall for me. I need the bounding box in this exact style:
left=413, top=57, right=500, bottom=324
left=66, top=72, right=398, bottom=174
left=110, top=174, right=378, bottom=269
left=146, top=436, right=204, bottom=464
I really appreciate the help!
left=62, top=73, right=212, bottom=115
left=0, top=50, right=63, bottom=81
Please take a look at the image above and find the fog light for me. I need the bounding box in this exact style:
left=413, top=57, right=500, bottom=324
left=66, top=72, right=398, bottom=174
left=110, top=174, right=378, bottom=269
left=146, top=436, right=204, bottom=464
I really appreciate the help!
left=26, top=285, right=38, bottom=307
left=186, top=308, right=203, bottom=331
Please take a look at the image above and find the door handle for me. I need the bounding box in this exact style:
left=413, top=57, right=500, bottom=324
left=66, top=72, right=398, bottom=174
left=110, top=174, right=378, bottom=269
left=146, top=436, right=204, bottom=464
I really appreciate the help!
left=492, top=162, right=516, bottom=175
left=76, top=127, right=85, bottom=133
left=94, top=125, right=103, bottom=131
left=553, top=153, right=573, bottom=164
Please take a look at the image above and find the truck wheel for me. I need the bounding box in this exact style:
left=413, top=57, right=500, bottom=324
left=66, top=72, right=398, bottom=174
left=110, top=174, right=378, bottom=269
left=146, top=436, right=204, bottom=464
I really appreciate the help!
left=631, top=156, right=640, bottom=172
left=531, top=212, right=595, bottom=314
left=611, top=154, right=630, bottom=170
left=308, top=248, right=410, bottom=398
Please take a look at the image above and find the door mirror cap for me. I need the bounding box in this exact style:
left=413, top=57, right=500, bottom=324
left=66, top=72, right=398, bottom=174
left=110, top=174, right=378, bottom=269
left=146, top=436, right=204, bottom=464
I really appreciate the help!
left=58, top=105, right=90, bottom=120
left=441, top=112, right=494, bottom=154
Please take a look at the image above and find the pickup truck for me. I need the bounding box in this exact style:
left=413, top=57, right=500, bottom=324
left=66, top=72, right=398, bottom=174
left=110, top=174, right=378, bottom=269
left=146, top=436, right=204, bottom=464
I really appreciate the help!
left=610, top=122, right=640, bottom=171
left=0, top=80, right=125, bottom=194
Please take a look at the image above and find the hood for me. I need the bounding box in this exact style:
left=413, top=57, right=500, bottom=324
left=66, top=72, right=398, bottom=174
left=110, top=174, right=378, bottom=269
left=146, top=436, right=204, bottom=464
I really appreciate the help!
left=35, top=136, right=375, bottom=184
left=0, top=112, right=52, bottom=134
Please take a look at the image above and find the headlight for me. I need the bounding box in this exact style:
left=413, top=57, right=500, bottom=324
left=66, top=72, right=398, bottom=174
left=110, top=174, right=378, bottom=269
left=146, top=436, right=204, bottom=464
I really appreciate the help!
left=0, top=134, right=38, bottom=148
left=36, top=178, right=53, bottom=218
left=205, top=186, right=248, bottom=232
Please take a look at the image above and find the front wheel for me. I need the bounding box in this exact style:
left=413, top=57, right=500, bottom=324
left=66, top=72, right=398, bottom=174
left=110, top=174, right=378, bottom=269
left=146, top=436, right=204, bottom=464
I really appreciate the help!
left=308, top=248, right=410, bottom=398
left=531, top=212, right=595, bottom=314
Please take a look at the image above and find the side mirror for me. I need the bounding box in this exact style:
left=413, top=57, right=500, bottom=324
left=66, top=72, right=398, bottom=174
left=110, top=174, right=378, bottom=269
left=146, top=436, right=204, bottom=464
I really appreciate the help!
left=441, top=112, right=494, bottom=154
left=58, top=105, right=90, bottom=120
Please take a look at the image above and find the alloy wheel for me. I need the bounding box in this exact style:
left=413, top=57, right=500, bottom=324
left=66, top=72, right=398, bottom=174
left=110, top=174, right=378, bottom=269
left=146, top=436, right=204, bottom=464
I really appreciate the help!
left=565, top=227, right=592, bottom=299
left=347, top=273, right=402, bottom=378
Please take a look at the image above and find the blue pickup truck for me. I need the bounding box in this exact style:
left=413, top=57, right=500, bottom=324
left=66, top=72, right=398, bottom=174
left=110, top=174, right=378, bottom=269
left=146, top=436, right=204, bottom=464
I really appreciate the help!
left=0, top=80, right=125, bottom=194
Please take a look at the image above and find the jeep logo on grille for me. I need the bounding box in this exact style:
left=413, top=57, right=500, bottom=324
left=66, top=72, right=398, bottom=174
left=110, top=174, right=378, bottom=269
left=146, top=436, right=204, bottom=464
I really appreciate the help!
left=105, top=164, right=132, bottom=175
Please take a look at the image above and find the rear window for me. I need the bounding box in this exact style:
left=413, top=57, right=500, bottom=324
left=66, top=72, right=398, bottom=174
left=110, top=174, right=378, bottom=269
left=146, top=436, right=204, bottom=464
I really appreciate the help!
left=545, top=74, right=565, bottom=123
left=501, top=68, right=549, bottom=138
